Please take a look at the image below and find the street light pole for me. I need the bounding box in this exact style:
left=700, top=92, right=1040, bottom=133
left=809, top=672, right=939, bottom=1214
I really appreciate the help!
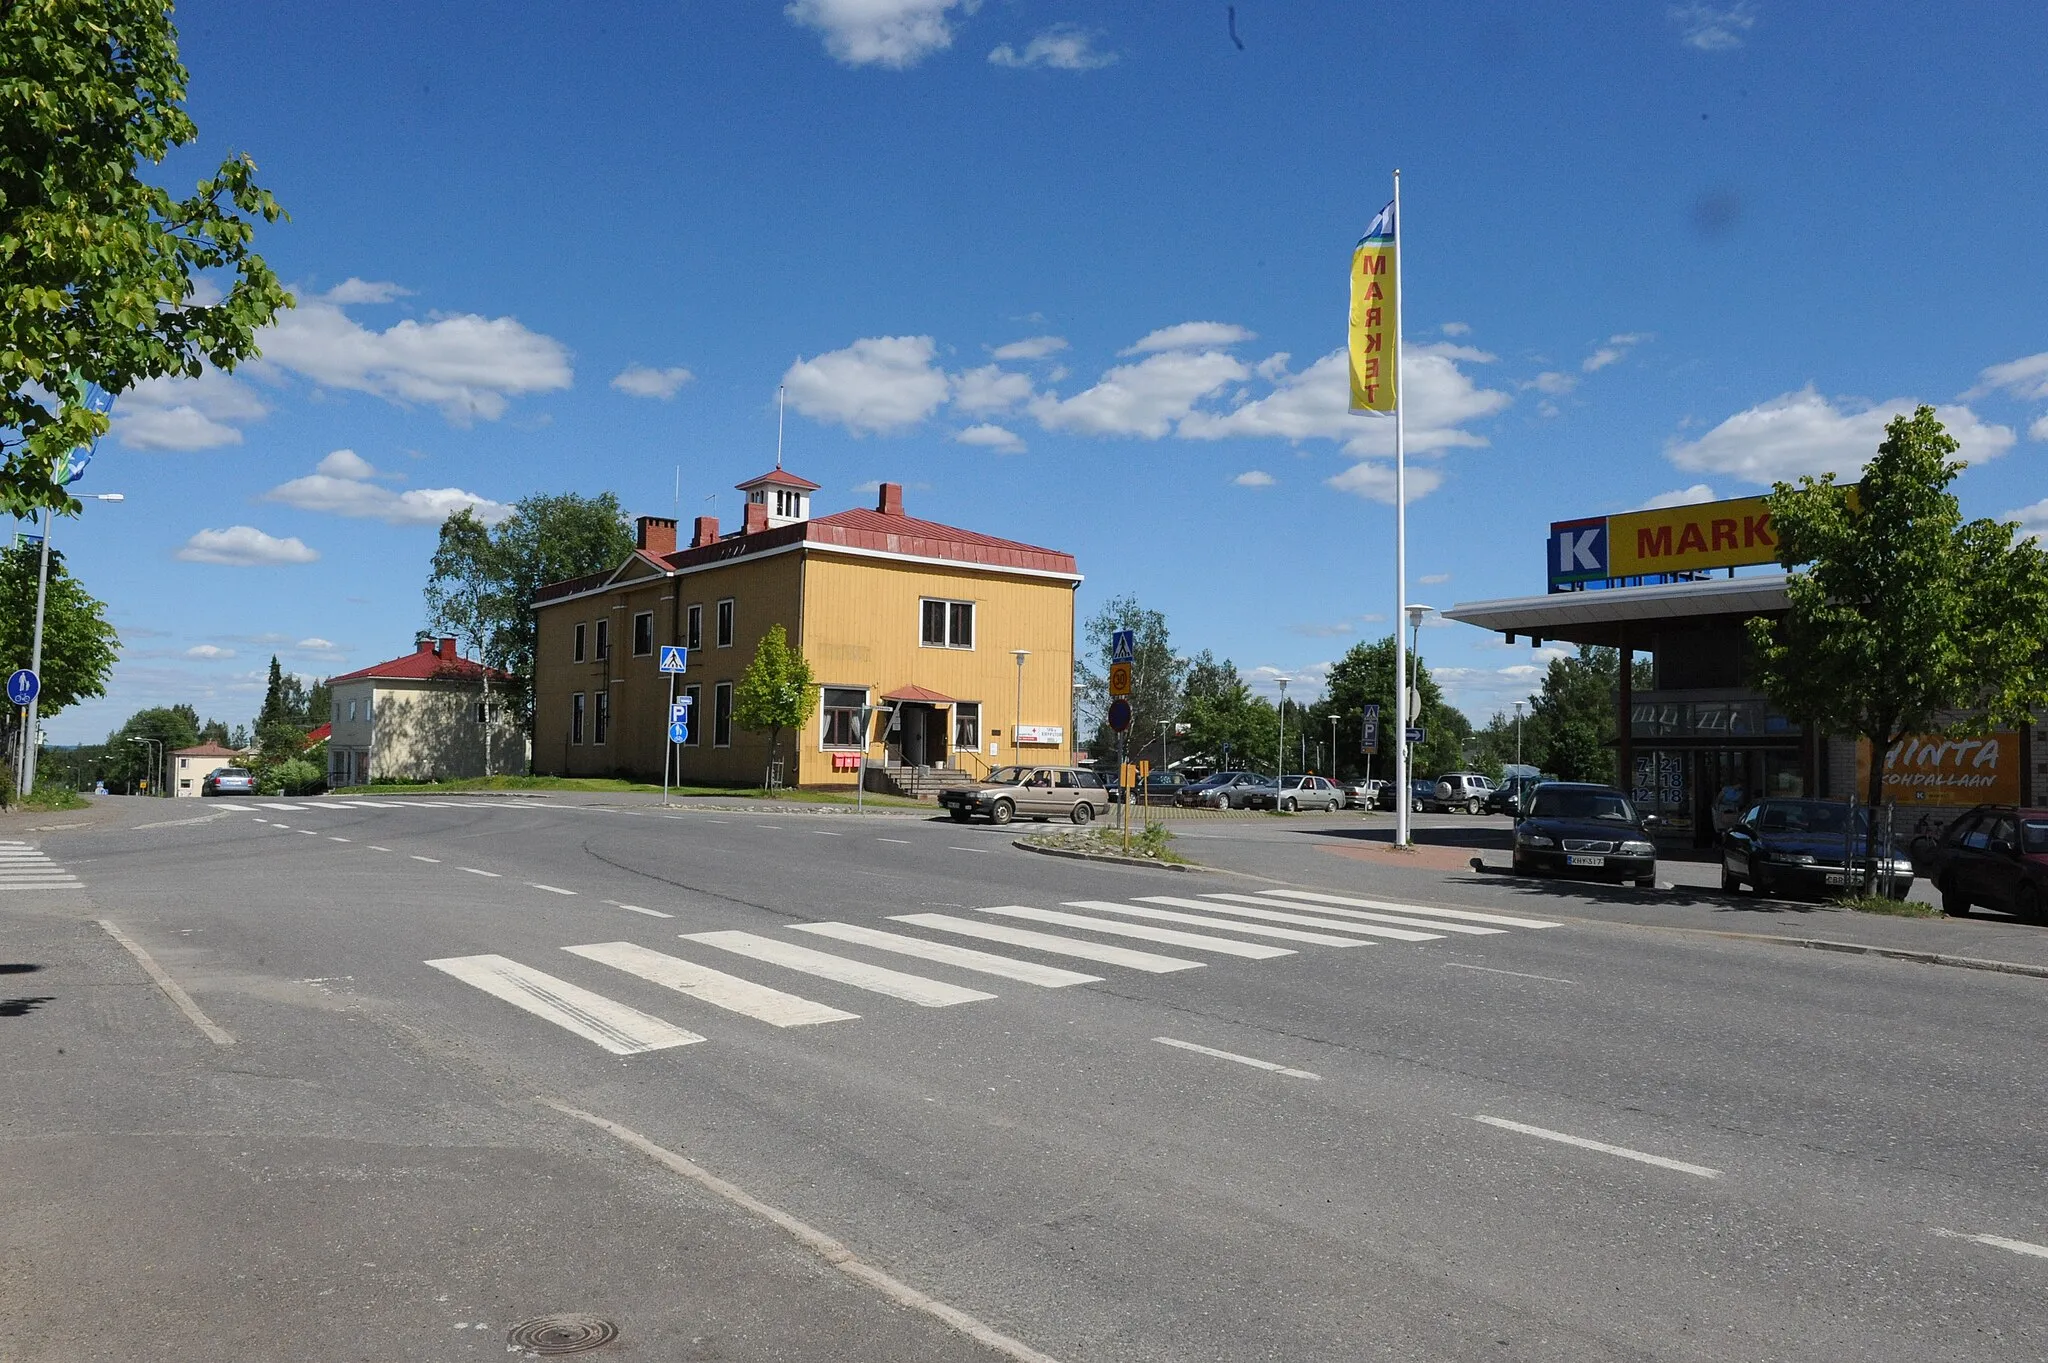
left=1513, top=699, right=1524, bottom=770
left=1276, top=678, right=1288, bottom=796
left=17, top=493, right=124, bottom=798
left=1010, top=649, right=1029, bottom=761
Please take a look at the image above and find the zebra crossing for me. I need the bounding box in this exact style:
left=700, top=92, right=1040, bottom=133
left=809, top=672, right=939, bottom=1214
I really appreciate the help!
left=426, top=890, right=1561, bottom=1055
left=0, top=840, right=82, bottom=892
left=213, top=799, right=533, bottom=812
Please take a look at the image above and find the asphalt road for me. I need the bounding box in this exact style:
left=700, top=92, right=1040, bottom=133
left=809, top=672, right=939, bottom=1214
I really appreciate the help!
left=3, top=794, right=2043, bottom=1362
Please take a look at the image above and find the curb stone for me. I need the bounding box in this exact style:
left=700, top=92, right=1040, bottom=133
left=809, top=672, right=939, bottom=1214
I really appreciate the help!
left=1013, top=839, right=1195, bottom=872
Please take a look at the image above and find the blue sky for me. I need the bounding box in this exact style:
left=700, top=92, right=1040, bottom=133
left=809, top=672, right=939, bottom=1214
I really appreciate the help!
left=31, top=0, right=2048, bottom=742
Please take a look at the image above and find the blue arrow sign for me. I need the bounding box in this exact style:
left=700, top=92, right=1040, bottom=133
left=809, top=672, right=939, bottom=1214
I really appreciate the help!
left=669, top=720, right=690, bottom=743
left=1405, top=725, right=1426, bottom=745
left=1110, top=629, right=1136, bottom=662
left=5, top=670, right=38, bottom=706
left=659, top=645, right=688, bottom=673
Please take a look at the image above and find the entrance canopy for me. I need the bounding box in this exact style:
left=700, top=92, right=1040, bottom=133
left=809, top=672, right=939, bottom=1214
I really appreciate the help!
left=881, top=684, right=956, bottom=706
left=1443, top=575, right=1790, bottom=648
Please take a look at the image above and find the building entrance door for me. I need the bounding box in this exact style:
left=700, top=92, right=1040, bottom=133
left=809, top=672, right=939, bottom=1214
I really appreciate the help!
left=893, top=702, right=951, bottom=768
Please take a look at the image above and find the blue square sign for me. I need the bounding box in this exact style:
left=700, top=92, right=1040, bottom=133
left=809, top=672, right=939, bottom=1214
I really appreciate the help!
left=659, top=645, right=688, bottom=673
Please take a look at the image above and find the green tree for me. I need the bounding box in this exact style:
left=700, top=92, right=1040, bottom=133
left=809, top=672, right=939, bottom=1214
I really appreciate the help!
left=733, top=623, right=817, bottom=788
left=256, top=655, right=321, bottom=728
left=1076, top=596, right=1186, bottom=765
left=1317, top=635, right=1468, bottom=782
left=1177, top=651, right=1276, bottom=773
left=103, top=704, right=199, bottom=793
left=426, top=494, right=635, bottom=730
left=1, top=0, right=290, bottom=517
left=0, top=539, right=118, bottom=785
left=1748, top=407, right=2048, bottom=874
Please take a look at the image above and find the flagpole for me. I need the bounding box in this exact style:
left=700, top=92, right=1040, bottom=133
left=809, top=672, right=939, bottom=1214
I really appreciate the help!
left=1391, top=169, right=1410, bottom=849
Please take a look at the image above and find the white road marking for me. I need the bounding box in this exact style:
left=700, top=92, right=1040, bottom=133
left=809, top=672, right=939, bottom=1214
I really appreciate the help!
left=565, top=942, right=858, bottom=1027
left=1199, top=891, right=1502, bottom=937
left=605, top=900, right=673, bottom=918
left=328, top=836, right=351, bottom=842
left=300, top=830, right=319, bottom=836
left=1248, top=889, right=1560, bottom=930
left=1064, top=899, right=1368, bottom=948
left=1445, top=962, right=1577, bottom=985
left=529, top=883, right=578, bottom=896
left=1932, top=1228, right=2048, bottom=1260
left=410, top=855, right=440, bottom=863
left=98, top=919, right=234, bottom=1046
left=460, top=867, right=501, bottom=877
left=1155, top=1036, right=1320, bottom=1081
left=257, top=802, right=297, bottom=811
left=210, top=802, right=254, bottom=810
left=368, top=845, right=392, bottom=852
left=684, top=931, right=995, bottom=1007
left=325, top=801, right=385, bottom=809
left=541, top=1100, right=1070, bottom=1363
left=950, top=845, right=994, bottom=853
left=1472, top=1115, right=1721, bottom=1179
left=970, top=905, right=1293, bottom=960
left=425, top=954, right=703, bottom=1054
left=877, top=837, right=912, bottom=845
left=793, top=922, right=1101, bottom=987
left=1140, top=894, right=1444, bottom=942
left=892, top=913, right=1203, bottom=973
left=815, top=830, right=843, bottom=836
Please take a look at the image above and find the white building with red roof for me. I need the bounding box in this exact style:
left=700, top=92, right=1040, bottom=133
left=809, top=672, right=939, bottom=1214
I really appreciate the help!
left=324, top=636, right=526, bottom=787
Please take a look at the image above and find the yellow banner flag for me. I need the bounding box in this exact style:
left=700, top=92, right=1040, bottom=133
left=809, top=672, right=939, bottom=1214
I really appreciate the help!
left=1348, top=199, right=1397, bottom=412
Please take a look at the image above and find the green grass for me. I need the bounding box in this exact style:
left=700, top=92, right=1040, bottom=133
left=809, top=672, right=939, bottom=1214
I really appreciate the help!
left=1833, top=892, right=1939, bottom=918
left=1024, top=822, right=1194, bottom=865
left=13, top=786, right=88, bottom=812
left=333, top=774, right=925, bottom=806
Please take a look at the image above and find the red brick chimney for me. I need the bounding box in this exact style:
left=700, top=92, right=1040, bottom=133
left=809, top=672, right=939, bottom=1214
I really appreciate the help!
left=635, top=515, right=677, bottom=556
left=876, top=482, right=904, bottom=516
left=743, top=501, right=768, bottom=534
left=416, top=636, right=436, bottom=654
left=692, top=515, right=719, bottom=548
left=437, top=636, right=457, bottom=661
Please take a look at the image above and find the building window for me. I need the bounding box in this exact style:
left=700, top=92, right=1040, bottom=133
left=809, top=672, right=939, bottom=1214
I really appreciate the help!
left=594, top=691, right=610, bottom=745
left=633, top=611, right=654, bottom=656
left=821, top=687, right=869, bottom=749
left=682, top=684, right=701, bottom=746
left=775, top=488, right=802, bottom=518
left=332, top=699, right=340, bottom=722
left=953, top=701, right=980, bottom=751
left=347, top=699, right=358, bottom=722
left=685, top=604, right=702, bottom=652
left=474, top=701, right=500, bottom=724
left=716, top=599, right=735, bottom=648
left=920, top=598, right=975, bottom=649
left=594, top=618, right=610, bottom=660
left=573, top=622, right=587, bottom=662
left=713, top=682, right=733, bottom=747
left=571, top=693, right=586, bottom=744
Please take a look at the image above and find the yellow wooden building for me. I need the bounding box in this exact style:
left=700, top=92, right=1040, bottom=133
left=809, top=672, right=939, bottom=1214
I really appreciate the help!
left=529, top=471, right=1081, bottom=788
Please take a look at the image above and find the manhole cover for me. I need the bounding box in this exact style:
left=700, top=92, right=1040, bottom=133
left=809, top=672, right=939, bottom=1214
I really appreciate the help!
left=506, top=1314, right=619, bottom=1355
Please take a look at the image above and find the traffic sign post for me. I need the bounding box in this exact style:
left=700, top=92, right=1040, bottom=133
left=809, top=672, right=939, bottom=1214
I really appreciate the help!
left=1359, top=702, right=1380, bottom=756
left=659, top=648, right=689, bottom=806
left=1107, top=661, right=1133, bottom=697
left=1107, top=698, right=1132, bottom=732
left=6, top=670, right=37, bottom=707
left=1110, top=629, right=1135, bottom=663
left=1405, top=725, right=1426, bottom=746
left=659, top=646, right=688, bottom=674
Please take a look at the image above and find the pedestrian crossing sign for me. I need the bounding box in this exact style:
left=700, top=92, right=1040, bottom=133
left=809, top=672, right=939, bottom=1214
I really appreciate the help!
left=659, top=646, right=688, bottom=673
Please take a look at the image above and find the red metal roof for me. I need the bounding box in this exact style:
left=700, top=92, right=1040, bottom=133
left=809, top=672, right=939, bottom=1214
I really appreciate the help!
left=304, top=723, right=332, bottom=746
left=171, top=742, right=243, bottom=757
left=328, top=639, right=513, bottom=685
left=736, top=468, right=822, bottom=492
left=805, top=508, right=1077, bottom=575
left=881, top=684, right=956, bottom=704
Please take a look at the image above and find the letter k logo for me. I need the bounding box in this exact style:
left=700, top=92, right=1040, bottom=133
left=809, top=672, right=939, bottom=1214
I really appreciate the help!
left=1558, top=528, right=1604, bottom=574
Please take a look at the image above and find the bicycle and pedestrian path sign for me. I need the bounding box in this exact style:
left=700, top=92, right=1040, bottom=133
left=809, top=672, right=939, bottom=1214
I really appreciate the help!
left=6, top=670, right=37, bottom=706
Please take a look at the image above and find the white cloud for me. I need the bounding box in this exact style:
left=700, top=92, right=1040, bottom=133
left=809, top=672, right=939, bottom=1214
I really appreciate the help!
left=1120, top=321, right=1256, bottom=356
left=114, top=368, right=270, bottom=451
left=258, top=293, right=572, bottom=425
left=1178, top=346, right=1511, bottom=458
left=1029, top=348, right=1248, bottom=438
left=1639, top=483, right=1718, bottom=509
left=1243, top=661, right=1333, bottom=699
left=787, top=0, right=966, bottom=68
left=323, top=278, right=412, bottom=305
left=183, top=644, right=236, bottom=660
left=1255, top=352, right=1291, bottom=380
left=2007, top=499, right=2048, bottom=539
left=1670, top=3, right=1756, bottom=50
left=954, top=423, right=1026, bottom=454
left=951, top=363, right=1034, bottom=415
left=988, top=24, right=1116, bottom=70
left=2033, top=414, right=2048, bottom=442
left=176, top=526, right=319, bottom=566
left=1440, top=322, right=1471, bottom=337
left=1667, top=386, right=2016, bottom=484
left=1233, top=470, right=1275, bottom=487
left=1418, top=573, right=1451, bottom=585
left=783, top=335, right=949, bottom=433
left=316, top=448, right=377, bottom=479
left=1583, top=333, right=1650, bottom=372
left=990, top=335, right=1067, bottom=361
left=1966, top=351, right=2048, bottom=401
left=1326, top=461, right=1444, bottom=505
left=611, top=364, right=695, bottom=399
left=296, top=637, right=336, bottom=650
left=263, top=452, right=512, bottom=527
left=1526, top=371, right=1578, bottom=395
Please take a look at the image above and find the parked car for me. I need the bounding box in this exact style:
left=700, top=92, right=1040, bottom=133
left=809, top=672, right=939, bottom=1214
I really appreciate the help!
left=1719, top=798, right=1916, bottom=900
left=1377, top=778, right=1436, bottom=811
left=1425, top=772, right=1495, bottom=814
left=1175, top=770, right=1276, bottom=810
left=937, top=765, right=1109, bottom=826
left=1511, top=782, right=1659, bottom=888
left=1918, top=804, right=2048, bottom=922
left=1110, top=770, right=1189, bottom=805
left=1340, top=777, right=1385, bottom=809
left=1275, top=775, right=1345, bottom=813
left=201, top=767, right=257, bottom=797
left=1486, top=775, right=1545, bottom=817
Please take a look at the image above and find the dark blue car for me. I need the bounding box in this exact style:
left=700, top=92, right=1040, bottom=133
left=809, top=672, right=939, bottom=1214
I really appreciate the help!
left=1720, top=798, right=1915, bottom=899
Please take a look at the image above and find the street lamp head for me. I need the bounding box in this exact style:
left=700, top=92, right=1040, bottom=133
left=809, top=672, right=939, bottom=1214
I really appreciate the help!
left=1011, top=649, right=1030, bottom=664
left=1405, top=604, right=1435, bottom=627
left=89, top=493, right=125, bottom=502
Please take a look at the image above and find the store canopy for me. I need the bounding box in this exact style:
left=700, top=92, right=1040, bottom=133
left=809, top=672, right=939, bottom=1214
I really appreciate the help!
left=1443, top=574, right=1791, bottom=648
left=880, top=684, right=955, bottom=705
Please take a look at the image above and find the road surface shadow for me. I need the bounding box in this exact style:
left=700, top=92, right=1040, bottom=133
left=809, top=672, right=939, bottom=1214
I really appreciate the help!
left=0, top=996, right=55, bottom=1017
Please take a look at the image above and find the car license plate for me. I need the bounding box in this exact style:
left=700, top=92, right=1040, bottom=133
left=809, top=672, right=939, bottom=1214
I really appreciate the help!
left=1824, top=873, right=1848, bottom=886
left=1566, top=855, right=1605, bottom=867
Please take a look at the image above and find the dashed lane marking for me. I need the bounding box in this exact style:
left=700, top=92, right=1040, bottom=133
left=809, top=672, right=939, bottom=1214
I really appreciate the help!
left=1155, top=1036, right=1320, bottom=1081
left=605, top=901, right=673, bottom=919
left=461, top=867, right=501, bottom=877
left=1444, top=962, right=1577, bottom=985
left=529, top=883, right=579, bottom=896
left=1933, top=1228, right=2048, bottom=1260
left=1472, top=1115, right=1721, bottom=1179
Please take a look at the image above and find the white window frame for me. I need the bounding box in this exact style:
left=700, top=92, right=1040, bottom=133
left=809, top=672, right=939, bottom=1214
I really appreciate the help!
left=632, top=611, right=654, bottom=656
left=713, top=681, right=734, bottom=747
left=570, top=692, right=586, bottom=744
left=716, top=598, right=735, bottom=648
left=819, top=687, right=870, bottom=750
left=919, top=597, right=975, bottom=650
left=952, top=700, right=981, bottom=752
left=347, top=698, right=358, bottom=722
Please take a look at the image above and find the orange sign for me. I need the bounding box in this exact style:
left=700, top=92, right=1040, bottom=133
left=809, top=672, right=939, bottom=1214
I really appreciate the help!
left=1856, top=731, right=2022, bottom=807
left=1108, top=661, right=1133, bottom=697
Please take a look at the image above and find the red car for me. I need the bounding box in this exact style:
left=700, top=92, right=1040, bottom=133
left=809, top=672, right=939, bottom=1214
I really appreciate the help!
left=1920, top=805, right=2048, bottom=923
